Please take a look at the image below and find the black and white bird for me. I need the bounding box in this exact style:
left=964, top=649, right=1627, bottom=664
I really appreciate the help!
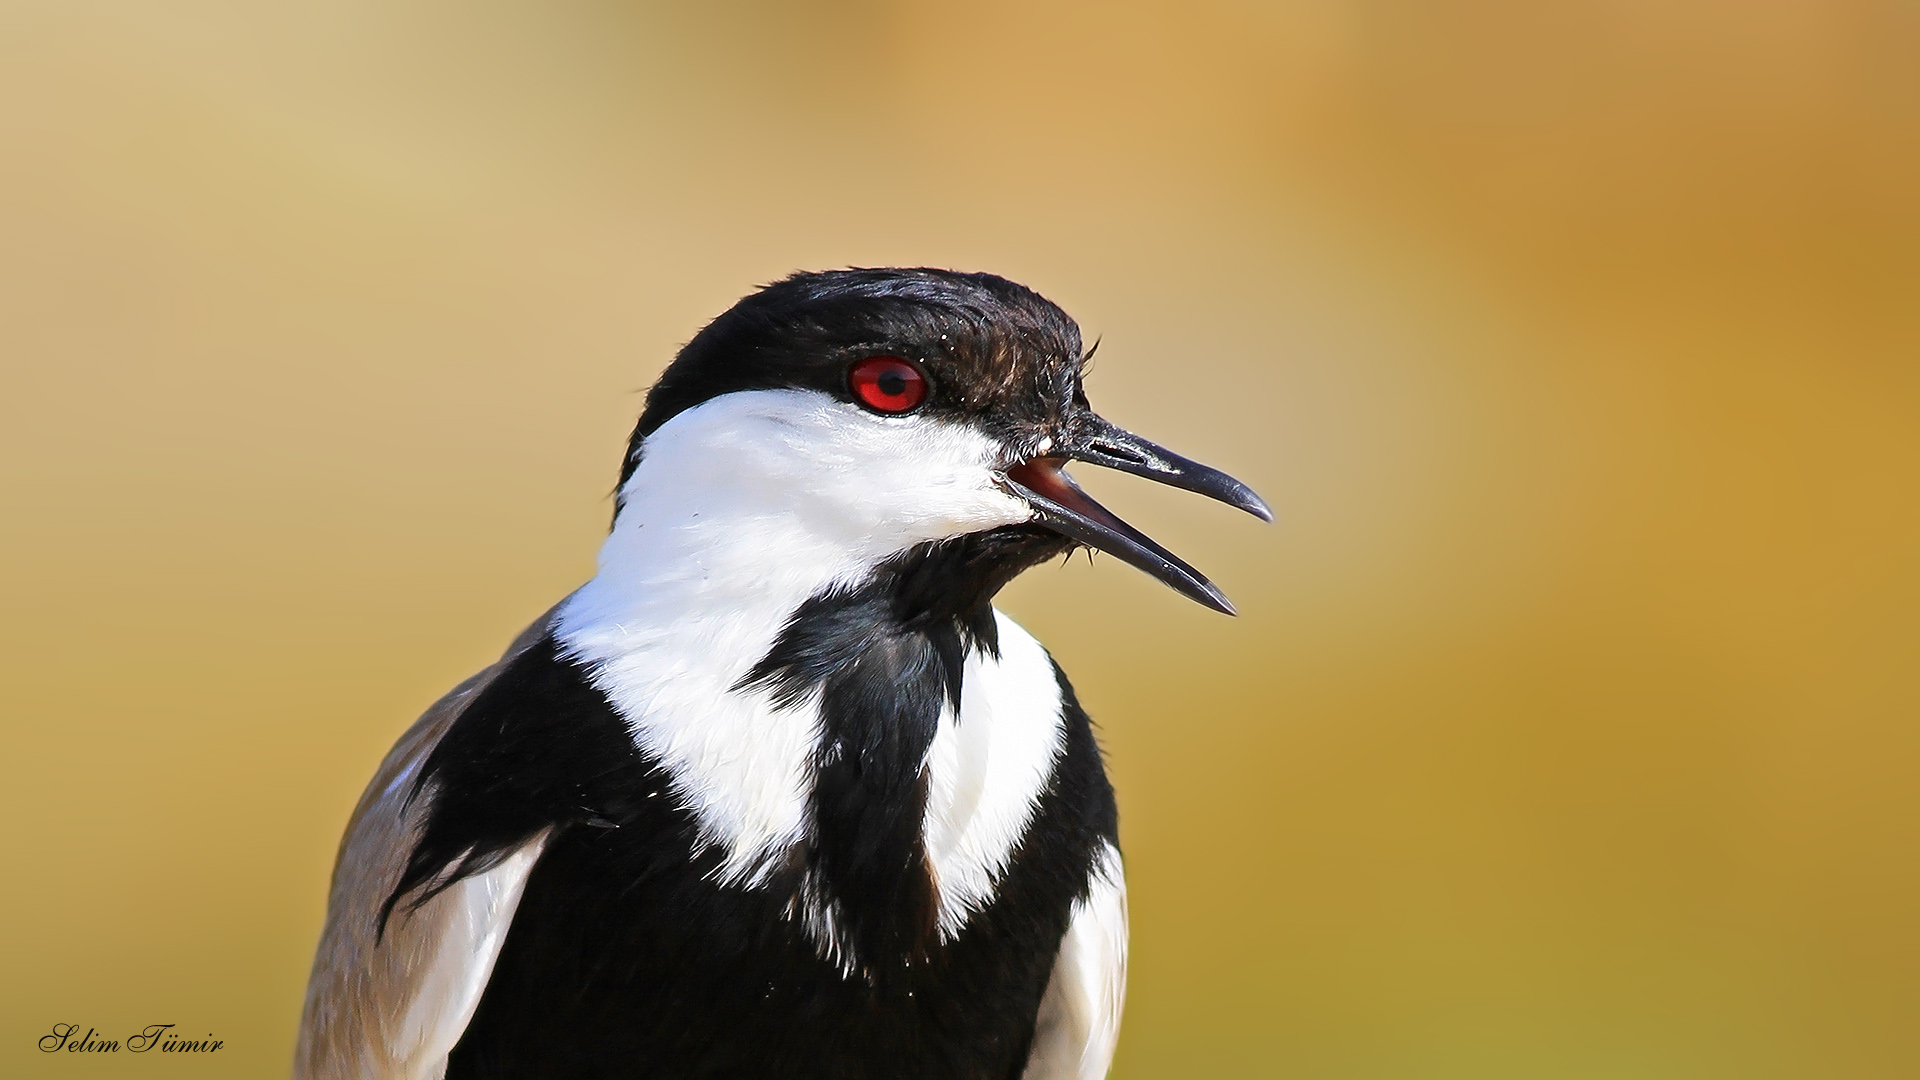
left=295, top=268, right=1270, bottom=1080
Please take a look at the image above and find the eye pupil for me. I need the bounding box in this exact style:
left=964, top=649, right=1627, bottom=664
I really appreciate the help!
left=848, top=356, right=928, bottom=414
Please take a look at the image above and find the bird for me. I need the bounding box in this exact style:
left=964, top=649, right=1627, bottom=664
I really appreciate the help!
left=294, top=268, right=1270, bottom=1080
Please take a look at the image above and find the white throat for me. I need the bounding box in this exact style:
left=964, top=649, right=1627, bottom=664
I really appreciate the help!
left=553, top=389, right=1035, bottom=887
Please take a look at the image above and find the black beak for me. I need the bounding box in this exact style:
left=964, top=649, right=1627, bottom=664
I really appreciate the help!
left=1003, top=415, right=1272, bottom=615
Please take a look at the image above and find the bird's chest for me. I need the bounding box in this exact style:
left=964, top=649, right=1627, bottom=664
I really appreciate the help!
left=452, top=756, right=1091, bottom=1080
left=573, top=606, right=1069, bottom=970
left=437, top=615, right=1098, bottom=1079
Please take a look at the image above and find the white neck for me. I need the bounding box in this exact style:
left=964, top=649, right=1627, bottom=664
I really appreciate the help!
left=553, top=389, right=1033, bottom=886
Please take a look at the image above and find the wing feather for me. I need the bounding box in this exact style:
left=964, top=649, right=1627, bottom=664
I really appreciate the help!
left=293, top=609, right=559, bottom=1080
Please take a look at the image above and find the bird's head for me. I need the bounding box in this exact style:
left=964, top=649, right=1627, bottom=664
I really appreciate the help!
left=613, top=268, right=1270, bottom=616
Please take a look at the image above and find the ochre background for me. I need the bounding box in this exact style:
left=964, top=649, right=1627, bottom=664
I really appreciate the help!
left=4, top=3, right=1917, bottom=1077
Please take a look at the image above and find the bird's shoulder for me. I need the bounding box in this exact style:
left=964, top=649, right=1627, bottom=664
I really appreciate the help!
left=294, top=604, right=562, bottom=1080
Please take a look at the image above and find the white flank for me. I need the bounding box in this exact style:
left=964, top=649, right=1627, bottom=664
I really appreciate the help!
left=1023, top=841, right=1129, bottom=1080
left=390, top=838, right=547, bottom=1080
left=556, top=389, right=1032, bottom=886
left=924, top=610, right=1068, bottom=938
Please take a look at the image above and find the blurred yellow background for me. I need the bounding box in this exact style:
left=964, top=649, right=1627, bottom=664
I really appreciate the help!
left=4, top=2, right=1917, bottom=1077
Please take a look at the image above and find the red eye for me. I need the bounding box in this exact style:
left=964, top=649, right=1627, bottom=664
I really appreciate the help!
left=848, top=356, right=929, bottom=414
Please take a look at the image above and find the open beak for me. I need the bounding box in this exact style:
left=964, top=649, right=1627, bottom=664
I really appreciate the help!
left=1003, top=415, right=1272, bottom=615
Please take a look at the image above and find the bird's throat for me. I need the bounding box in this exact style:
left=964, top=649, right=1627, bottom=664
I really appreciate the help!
left=735, top=525, right=1073, bottom=975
